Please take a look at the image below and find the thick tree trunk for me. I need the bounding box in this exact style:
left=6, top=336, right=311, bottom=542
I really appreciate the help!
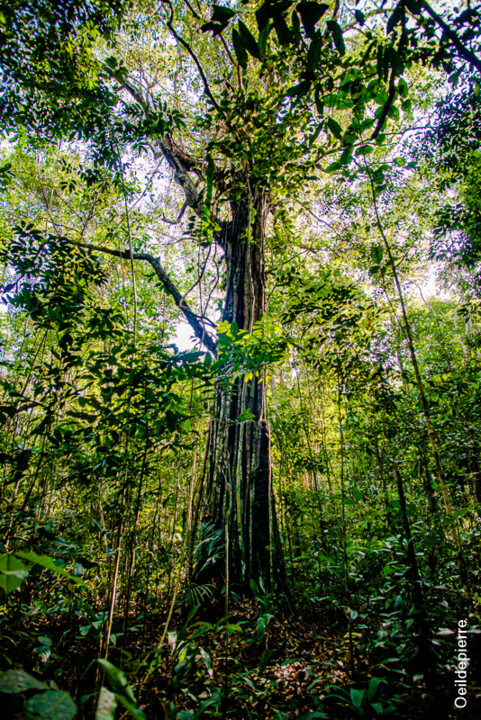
left=202, top=185, right=284, bottom=591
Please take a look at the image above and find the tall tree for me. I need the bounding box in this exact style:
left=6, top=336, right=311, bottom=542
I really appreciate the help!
left=4, top=0, right=478, bottom=592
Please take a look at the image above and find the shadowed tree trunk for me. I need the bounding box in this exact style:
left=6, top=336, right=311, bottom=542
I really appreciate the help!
left=203, top=184, right=285, bottom=590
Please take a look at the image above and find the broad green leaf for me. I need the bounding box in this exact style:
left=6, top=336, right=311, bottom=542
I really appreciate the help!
left=212, top=5, right=236, bottom=24
left=232, top=28, right=248, bottom=69
left=325, top=160, right=342, bottom=173
left=258, top=22, right=271, bottom=57
left=201, top=5, right=236, bottom=34
left=291, top=7, right=301, bottom=43
left=273, top=14, right=292, bottom=46
left=298, top=2, right=329, bottom=39
left=237, top=409, right=255, bottom=422
left=367, top=676, right=386, bottom=702
left=327, top=20, right=345, bottom=56
left=350, top=687, right=365, bottom=710
left=370, top=245, right=384, bottom=264
left=387, top=4, right=404, bottom=34
left=97, top=659, right=135, bottom=704
left=327, top=117, right=342, bottom=139
left=355, top=10, right=365, bottom=25
left=25, top=690, right=77, bottom=720
left=286, top=80, right=312, bottom=98
left=15, top=551, right=85, bottom=586
left=199, top=648, right=213, bottom=676
left=193, top=692, right=221, bottom=719
left=238, top=21, right=260, bottom=59
left=306, top=31, right=322, bottom=73
left=0, top=669, right=46, bottom=694
left=0, top=555, right=29, bottom=594
left=95, top=687, right=117, bottom=720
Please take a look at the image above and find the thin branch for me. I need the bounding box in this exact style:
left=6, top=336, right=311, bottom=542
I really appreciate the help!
left=182, top=242, right=212, bottom=303
left=161, top=200, right=188, bottom=225
left=115, top=143, right=138, bottom=348
left=298, top=201, right=345, bottom=240
left=166, top=22, right=221, bottom=112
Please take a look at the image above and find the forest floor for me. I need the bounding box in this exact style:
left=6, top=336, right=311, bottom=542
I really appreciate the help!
left=1, top=597, right=480, bottom=719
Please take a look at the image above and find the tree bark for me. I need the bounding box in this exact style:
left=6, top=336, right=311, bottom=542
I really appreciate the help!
left=201, top=185, right=283, bottom=590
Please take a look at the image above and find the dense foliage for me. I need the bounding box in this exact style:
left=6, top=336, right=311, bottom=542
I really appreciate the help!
left=0, top=1, right=480, bottom=719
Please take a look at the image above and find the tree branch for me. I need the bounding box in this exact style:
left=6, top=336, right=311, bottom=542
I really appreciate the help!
left=119, top=77, right=205, bottom=216
left=70, top=239, right=217, bottom=354
left=167, top=23, right=220, bottom=111
left=416, top=1, right=481, bottom=74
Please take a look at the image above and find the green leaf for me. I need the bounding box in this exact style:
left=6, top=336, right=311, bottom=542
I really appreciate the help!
left=25, top=690, right=77, bottom=720
left=340, top=147, right=353, bottom=165
left=273, top=15, right=292, bottom=46
left=258, top=648, right=274, bottom=673
left=355, top=144, right=373, bottom=156
left=327, top=20, right=345, bottom=56
left=355, top=10, right=365, bottom=25
left=232, top=28, right=248, bottom=68
left=0, top=670, right=47, bottom=694
left=95, top=687, right=117, bottom=720
left=237, top=409, right=256, bottom=422
left=298, top=2, right=329, bottom=39
left=212, top=5, right=236, bottom=24
left=0, top=555, right=29, bottom=595
left=258, top=22, right=271, bottom=57
left=238, top=21, right=260, bottom=59
left=350, top=687, right=365, bottom=710
left=202, top=5, right=236, bottom=34
left=327, top=117, right=342, bottom=139
left=306, top=31, right=323, bottom=72
left=116, top=694, right=147, bottom=720
left=256, top=0, right=291, bottom=31
left=97, top=659, right=135, bottom=704
left=370, top=245, right=384, bottom=264
left=199, top=647, right=213, bottom=676
left=15, top=551, right=85, bottom=586
left=291, top=8, right=301, bottom=44
left=325, top=160, right=342, bottom=173
left=286, top=80, right=312, bottom=98
left=367, top=676, right=386, bottom=702
left=398, top=77, right=408, bottom=97
left=387, top=4, right=403, bottom=35
left=192, top=692, right=221, bottom=720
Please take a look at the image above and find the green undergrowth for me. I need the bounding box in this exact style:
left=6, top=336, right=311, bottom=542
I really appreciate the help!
left=1, top=587, right=480, bottom=719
